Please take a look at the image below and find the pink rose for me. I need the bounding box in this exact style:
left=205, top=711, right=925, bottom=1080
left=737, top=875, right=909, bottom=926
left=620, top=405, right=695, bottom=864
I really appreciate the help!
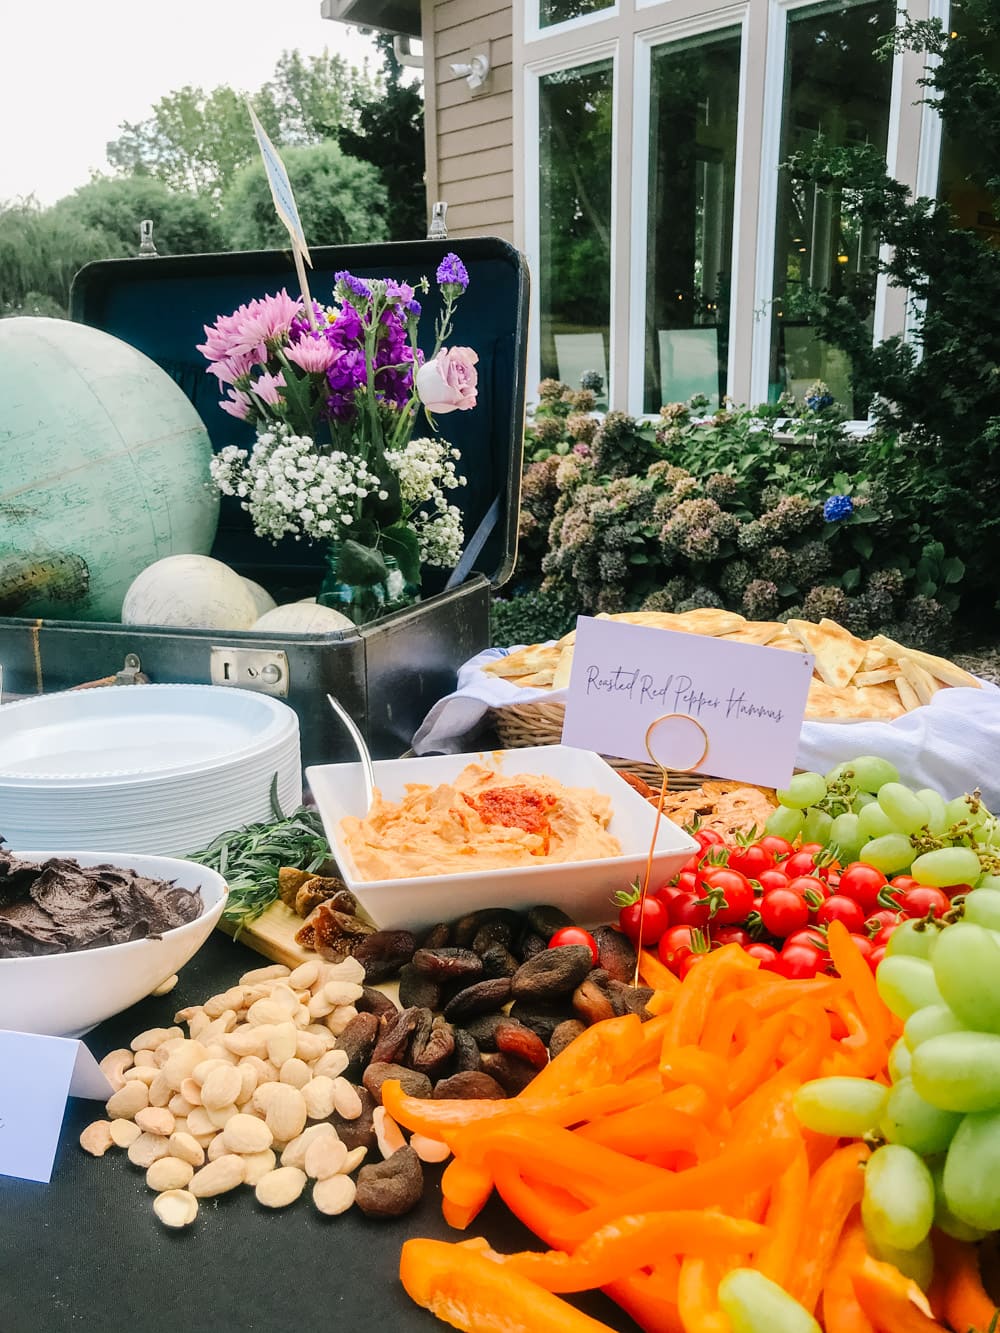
left=415, top=346, right=478, bottom=414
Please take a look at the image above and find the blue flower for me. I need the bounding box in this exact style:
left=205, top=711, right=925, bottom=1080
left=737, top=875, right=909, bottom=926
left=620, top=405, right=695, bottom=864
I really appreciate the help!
left=436, top=252, right=469, bottom=292
left=804, top=380, right=835, bottom=411
left=823, top=494, right=854, bottom=522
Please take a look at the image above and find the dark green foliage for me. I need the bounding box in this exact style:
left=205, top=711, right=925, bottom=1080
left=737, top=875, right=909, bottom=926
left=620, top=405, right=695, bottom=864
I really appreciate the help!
left=491, top=585, right=578, bottom=647
left=51, top=177, right=223, bottom=257
left=0, top=199, right=118, bottom=317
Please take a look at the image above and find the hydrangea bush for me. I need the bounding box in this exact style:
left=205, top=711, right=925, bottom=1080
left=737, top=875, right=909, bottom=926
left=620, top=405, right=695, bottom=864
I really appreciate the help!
left=499, top=385, right=964, bottom=649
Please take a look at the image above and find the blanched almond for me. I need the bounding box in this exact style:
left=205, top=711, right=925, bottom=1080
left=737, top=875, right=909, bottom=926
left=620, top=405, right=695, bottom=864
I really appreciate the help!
left=304, top=1135, right=348, bottom=1181
left=132, top=1050, right=158, bottom=1068
left=239, top=964, right=290, bottom=985
left=134, top=1107, right=175, bottom=1137
left=288, top=961, right=320, bottom=990
left=222, top=1114, right=273, bottom=1155
left=130, top=1026, right=182, bottom=1053
left=321, top=957, right=366, bottom=985
left=168, top=1093, right=195, bottom=1118
left=255, top=1166, right=306, bottom=1208
left=99, top=1048, right=133, bottom=1091
left=332, top=1078, right=363, bottom=1120
left=200, top=1064, right=243, bottom=1110
left=278, top=1057, right=311, bottom=1089
left=340, top=1145, right=368, bottom=1174
left=128, top=1132, right=171, bottom=1168
left=280, top=1123, right=337, bottom=1170
left=236, top=1062, right=258, bottom=1105
left=179, top=1077, right=203, bottom=1106
left=167, top=1131, right=205, bottom=1167
left=122, top=1066, right=158, bottom=1086
left=325, top=1006, right=358, bottom=1037
left=147, top=1072, right=173, bottom=1108
left=146, top=1157, right=194, bottom=1192
left=373, top=1107, right=406, bottom=1158
left=109, top=1118, right=143, bottom=1148
left=80, top=1120, right=113, bottom=1156
left=312, top=1174, right=356, bottom=1216
left=185, top=1107, right=217, bottom=1138
left=189, top=1154, right=246, bottom=1197
left=410, top=1133, right=452, bottom=1164
left=240, top=1148, right=277, bottom=1186
left=322, top=980, right=364, bottom=1007
left=302, top=1075, right=337, bottom=1121
left=295, top=1031, right=330, bottom=1063
left=247, top=998, right=288, bottom=1027
left=265, top=1084, right=307, bottom=1144
left=205, top=1102, right=238, bottom=1129
left=161, top=1040, right=208, bottom=1090
left=266, top=1021, right=298, bottom=1067
left=106, top=1081, right=149, bottom=1120
left=313, top=1050, right=350, bottom=1081
left=151, top=973, right=178, bottom=997
left=153, top=1189, right=198, bottom=1228
left=204, top=986, right=245, bottom=1019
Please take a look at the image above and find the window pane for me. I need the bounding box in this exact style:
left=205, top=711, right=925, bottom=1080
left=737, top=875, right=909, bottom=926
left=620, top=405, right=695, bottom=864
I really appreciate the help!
left=644, top=28, right=741, bottom=412
left=938, top=10, right=1000, bottom=245
left=540, top=0, right=613, bottom=31
left=539, top=60, right=613, bottom=402
left=768, top=0, right=894, bottom=416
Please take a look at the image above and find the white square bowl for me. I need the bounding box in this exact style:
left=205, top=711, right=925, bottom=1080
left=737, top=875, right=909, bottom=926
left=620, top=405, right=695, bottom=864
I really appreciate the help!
left=306, top=745, right=699, bottom=931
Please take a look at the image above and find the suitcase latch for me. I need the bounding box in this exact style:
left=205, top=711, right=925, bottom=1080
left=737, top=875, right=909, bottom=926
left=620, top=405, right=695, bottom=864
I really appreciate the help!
left=210, top=646, right=289, bottom=698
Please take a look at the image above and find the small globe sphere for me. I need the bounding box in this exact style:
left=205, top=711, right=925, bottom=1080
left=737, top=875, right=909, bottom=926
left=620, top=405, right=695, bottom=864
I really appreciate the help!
left=0, top=318, right=219, bottom=622
left=252, top=602, right=354, bottom=633
left=242, top=577, right=278, bottom=619
left=123, top=554, right=258, bottom=630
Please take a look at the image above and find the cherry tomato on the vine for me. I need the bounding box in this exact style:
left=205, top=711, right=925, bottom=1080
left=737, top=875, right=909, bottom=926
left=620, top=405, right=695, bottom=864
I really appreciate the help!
left=679, top=951, right=710, bottom=979
left=848, top=933, right=875, bottom=963
left=695, top=828, right=725, bottom=853
left=756, top=836, right=794, bottom=860
left=676, top=870, right=699, bottom=896
left=756, top=868, right=790, bottom=894
left=870, top=922, right=900, bottom=949
left=702, top=868, right=755, bottom=924
left=865, top=908, right=902, bottom=937
left=670, top=893, right=712, bottom=929
left=838, top=863, right=888, bottom=914
left=890, top=875, right=919, bottom=892
left=900, top=885, right=951, bottom=919
left=727, top=844, right=774, bottom=879
left=760, top=889, right=810, bottom=937
left=548, top=926, right=600, bottom=963
left=658, top=925, right=701, bottom=972
left=784, top=851, right=820, bottom=879
left=615, top=897, right=669, bottom=948
left=786, top=875, right=827, bottom=905
left=815, top=894, right=866, bottom=934
left=711, top=924, right=753, bottom=949
left=744, top=941, right=782, bottom=971
left=784, top=926, right=829, bottom=952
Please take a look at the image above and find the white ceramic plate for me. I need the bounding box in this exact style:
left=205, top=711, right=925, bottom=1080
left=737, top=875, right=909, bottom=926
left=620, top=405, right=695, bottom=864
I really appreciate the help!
left=0, top=851, right=227, bottom=1038
left=0, top=684, right=298, bottom=786
left=306, top=745, right=699, bottom=930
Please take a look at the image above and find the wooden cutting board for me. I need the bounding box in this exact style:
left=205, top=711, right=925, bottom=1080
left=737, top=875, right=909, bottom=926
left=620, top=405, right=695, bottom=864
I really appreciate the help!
left=216, top=901, right=314, bottom=969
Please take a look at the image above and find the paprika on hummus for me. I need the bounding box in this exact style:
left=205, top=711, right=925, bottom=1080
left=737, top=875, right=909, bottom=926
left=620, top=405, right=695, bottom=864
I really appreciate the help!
left=339, top=764, right=620, bottom=881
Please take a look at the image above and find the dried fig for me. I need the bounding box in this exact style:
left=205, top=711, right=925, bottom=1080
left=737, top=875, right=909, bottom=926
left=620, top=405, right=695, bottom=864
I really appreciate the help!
left=494, top=1018, right=548, bottom=1070
left=329, top=1085, right=376, bottom=1151
left=397, top=963, right=443, bottom=1010
left=410, top=947, right=483, bottom=982
left=333, top=1011, right=380, bottom=1076
left=434, top=1070, right=507, bottom=1100
left=408, top=1015, right=455, bottom=1079
left=351, top=930, right=417, bottom=984
left=363, top=1062, right=432, bottom=1103
left=355, top=1145, right=424, bottom=1218
left=550, top=1019, right=587, bottom=1058
left=511, top=945, right=594, bottom=1000
left=441, top=977, right=512, bottom=1022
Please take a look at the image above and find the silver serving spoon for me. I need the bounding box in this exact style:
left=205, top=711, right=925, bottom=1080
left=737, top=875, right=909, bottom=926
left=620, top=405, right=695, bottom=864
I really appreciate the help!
left=326, top=693, right=376, bottom=812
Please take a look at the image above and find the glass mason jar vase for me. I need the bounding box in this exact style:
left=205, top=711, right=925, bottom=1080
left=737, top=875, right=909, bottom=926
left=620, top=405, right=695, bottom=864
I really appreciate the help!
left=317, top=546, right=420, bottom=626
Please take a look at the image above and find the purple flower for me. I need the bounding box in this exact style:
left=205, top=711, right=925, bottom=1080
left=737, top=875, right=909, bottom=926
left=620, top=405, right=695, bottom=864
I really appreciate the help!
left=384, top=279, right=415, bottom=306
left=405, top=299, right=422, bottom=318
left=436, top=252, right=469, bottom=292
left=823, top=494, right=854, bottom=522
left=335, top=270, right=371, bottom=303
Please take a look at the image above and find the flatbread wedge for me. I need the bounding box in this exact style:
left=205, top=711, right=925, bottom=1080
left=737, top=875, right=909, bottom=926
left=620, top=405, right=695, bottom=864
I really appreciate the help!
left=895, top=673, right=921, bottom=712
left=482, top=642, right=560, bottom=679
left=552, top=644, right=575, bottom=691
left=719, top=622, right=786, bottom=647
left=898, top=655, right=942, bottom=707
left=788, top=618, right=868, bottom=690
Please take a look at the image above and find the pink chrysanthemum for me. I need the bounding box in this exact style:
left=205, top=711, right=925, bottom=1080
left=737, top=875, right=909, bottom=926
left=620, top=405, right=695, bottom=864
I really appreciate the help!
left=285, top=337, right=343, bottom=374
left=250, top=371, right=286, bottom=406
left=205, top=348, right=264, bottom=386
left=219, top=387, right=252, bottom=420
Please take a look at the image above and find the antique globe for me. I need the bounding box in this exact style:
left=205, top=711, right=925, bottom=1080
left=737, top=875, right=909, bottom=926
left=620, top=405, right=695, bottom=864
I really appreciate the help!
left=0, top=317, right=219, bottom=622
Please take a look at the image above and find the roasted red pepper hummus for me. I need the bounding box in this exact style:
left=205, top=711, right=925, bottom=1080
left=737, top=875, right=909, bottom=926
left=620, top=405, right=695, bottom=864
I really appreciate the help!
left=340, top=764, right=620, bottom=880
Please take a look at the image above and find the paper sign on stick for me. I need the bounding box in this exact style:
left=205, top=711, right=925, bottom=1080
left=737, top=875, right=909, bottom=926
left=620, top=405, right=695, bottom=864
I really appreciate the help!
left=246, top=102, right=310, bottom=263
left=0, top=1030, right=113, bottom=1183
left=561, top=616, right=814, bottom=789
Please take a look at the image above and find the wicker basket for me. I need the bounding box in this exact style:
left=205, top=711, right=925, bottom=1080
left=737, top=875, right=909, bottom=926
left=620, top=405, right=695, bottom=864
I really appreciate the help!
left=489, top=701, right=707, bottom=791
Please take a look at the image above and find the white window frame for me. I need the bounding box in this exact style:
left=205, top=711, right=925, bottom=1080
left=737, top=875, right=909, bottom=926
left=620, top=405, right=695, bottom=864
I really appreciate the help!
left=523, top=41, right=620, bottom=404
left=748, top=0, right=910, bottom=409
left=627, top=6, right=750, bottom=414
left=525, top=0, right=620, bottom=47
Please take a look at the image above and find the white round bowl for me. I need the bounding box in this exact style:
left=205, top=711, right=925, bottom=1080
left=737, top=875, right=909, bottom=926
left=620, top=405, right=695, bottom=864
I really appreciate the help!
left=0, top=851, right=228, bottom=1038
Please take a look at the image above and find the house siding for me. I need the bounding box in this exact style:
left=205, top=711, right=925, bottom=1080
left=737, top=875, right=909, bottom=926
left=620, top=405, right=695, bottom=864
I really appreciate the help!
left=424, top=0, right=515, bottom=240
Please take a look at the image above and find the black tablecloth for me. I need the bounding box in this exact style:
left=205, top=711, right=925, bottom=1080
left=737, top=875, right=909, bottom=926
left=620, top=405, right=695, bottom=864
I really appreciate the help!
left=0, top=932, right=639, bottom=1333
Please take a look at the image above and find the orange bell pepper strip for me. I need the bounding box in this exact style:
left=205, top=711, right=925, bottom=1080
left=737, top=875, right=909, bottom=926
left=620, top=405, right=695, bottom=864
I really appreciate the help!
left=399, top=1238, right=620, bottom=1333
left=934, top=1233, right=1000, bottom=1333
left=482, top=1211, right=765, bottom=1292
left=536, top=1072, right=665, bottom=1129
left=663, top=943, right=759, bottom=1048
left=753, top=1137, right=810, bottom=1288
left=785, top=1141, right=869, bottom=1314
left=605, top=1271, right=684, bottom=1333
left=442, top=1157, right=496, bottom=1230
left=492, top=1161, right=584, bottom=1250
left=658, top=1044, right=730, bottom=1103
left=850, top=1254, right=947, bottom=1332
left=820, top=1219, right=875, bottom=1333
left=523, top=1013, right=645, bottom=1101
left=826, top=919, right=895, bottom=1048
left=677, top=1256, right=731, bottom=1333
left=556, top=1131, right=799, bottom=1250
left=573, top=1094, right=719, bottom=1161
left=723, top=1010, right=796, bottom=1107
left=638, top=947, right=683, bottom=993
left=381, top=1079, right=521, bottom=1144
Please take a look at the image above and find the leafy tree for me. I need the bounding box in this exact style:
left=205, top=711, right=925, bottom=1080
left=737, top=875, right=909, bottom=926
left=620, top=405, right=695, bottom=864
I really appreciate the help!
left=0, top=198, right=118, bottom=317
left=786, top=0, right=1000, bottom=610
left=337, top=34, right=425, bottom=240
left=106, top=51, right=374, bottom=200
left=220, top=141, right=389, bottom=250
left=52, top=176, right=223, bottom=256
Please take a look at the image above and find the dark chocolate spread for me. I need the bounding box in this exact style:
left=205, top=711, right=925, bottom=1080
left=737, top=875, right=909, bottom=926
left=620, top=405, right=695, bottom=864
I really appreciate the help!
left=0, top=844, right=203, bottom=958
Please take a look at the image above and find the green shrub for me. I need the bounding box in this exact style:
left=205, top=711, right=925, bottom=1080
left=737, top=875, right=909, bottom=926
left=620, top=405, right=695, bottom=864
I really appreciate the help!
left=491, top=585, right=577, bottom=647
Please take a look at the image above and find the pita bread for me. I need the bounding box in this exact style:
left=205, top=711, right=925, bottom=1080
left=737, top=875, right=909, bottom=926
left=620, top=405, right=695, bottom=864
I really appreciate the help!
left=787, top=618, right=868, bottom=690
left=719, top=622, right=786, bottom=647
left=898, top=655, right=941, bottom=707
left=552, top=644, right=575, bottom=691
left=860, top=648, right=891, bottom=672
left=482, top=642, right=559, bottom=679
left=850, top=683, right=907, bottom=720
left=853, top=667, right=901, bottom=686
left=767, top=630, right=809, bottom=652
left=895, top=673, right=921, bottom=712
left=673, top=608, right=747, bottom=635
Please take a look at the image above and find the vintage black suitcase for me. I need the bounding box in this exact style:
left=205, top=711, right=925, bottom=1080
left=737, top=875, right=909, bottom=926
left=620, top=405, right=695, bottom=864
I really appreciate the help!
left=0, top=238, right=528, bottom=766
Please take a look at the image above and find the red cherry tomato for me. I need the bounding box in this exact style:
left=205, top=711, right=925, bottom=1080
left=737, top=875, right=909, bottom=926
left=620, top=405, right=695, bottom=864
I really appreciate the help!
left=838, top=863, right=888, bottom=914
left=756, top=868, right=790, bottom=894
left=784, top=851, right=819, bottom=878
left=900, top=886, right=951, bottom=919
left=777, top=943, right=825, bottom=979
left=784, top=926, right=829, bottom=952
left=695, top=828, right=725, bottom=852
left=815, top=894, right=866, bottom=934
left=711, top=924, right=752, bottom=948
left=848, top=933, right=874, bottom=962
left=658, top=925, right=700, bottom=972
left=670, top=892, right=712, bottom=929
left=760, top=889, right=810, bottom=937
left=825, top=872, right=841, bottom=890
left=655, top=883, right=688, bottom=911
left=702, top=868, right=755, bottom=924
left=616, top=896, right=669, bottom=947
left=871, top=922, right=901, bottom=949
left=548, top=926, right=600, bottom=964
left=677, top=870, right=700, bottom=895
left=865, top=908, right=902, bottom=937
left=679, top=951, right=710, bottom=979
left=727, top=844, right=774, bottom=879
left=680, top=855, right=703, bottom=874
left=890, top=875, right=919, bottom=891
left=786, top=875, right=827, bottom=904
left=800, top=843, right=825, bottom=856
left=867, top=945, right=888, bottom=973
left=744, top=941, right=782, bottom=971
left=756, top=836, right=794, bottom=860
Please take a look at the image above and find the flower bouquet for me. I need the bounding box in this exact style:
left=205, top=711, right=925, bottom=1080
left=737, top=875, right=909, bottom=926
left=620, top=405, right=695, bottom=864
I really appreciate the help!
left=198, top=254, right=477, bottom=624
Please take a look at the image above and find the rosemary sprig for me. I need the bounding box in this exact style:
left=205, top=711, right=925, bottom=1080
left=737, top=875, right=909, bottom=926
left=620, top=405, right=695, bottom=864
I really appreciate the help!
left=186, top=782, right=333, bottom=932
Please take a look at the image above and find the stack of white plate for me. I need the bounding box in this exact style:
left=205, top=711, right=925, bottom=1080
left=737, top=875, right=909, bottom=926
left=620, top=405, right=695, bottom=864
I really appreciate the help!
left=0, top=684, right=302, bottom=856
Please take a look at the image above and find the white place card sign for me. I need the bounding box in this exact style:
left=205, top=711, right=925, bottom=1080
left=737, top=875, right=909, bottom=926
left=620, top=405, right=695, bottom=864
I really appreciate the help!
left=561, top=616, right=815, bottom=789
left=0, top=1030, right=112, bottom=1183
left=247, top=102, right=310, bottom=262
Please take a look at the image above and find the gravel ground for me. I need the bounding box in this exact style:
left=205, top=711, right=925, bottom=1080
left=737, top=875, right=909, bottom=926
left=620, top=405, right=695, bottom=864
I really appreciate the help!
left=954, top=648, right=1000, bottom=685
